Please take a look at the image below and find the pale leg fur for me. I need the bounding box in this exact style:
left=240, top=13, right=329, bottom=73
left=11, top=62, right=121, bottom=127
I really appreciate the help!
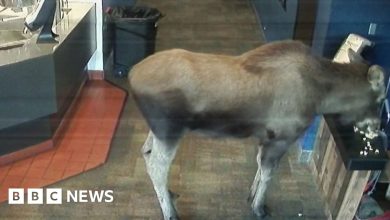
left=142, top=131, right=180, bottom=220
left=250, top=140, right=289, bottom=218
left=251, top=165, right=272, bottom=218
left=248, top=145, right=263, bottom=202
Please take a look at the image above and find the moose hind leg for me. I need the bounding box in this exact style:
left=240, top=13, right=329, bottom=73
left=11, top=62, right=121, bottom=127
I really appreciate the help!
left=142, top=131, right=181, bottom=220
left=251, top=140, right=289, bottom=218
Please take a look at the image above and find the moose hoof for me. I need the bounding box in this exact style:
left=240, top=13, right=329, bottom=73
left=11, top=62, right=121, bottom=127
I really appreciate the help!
left=169, top=216, right=180, bottom=220
left=253, top=205, right=271, bottom=220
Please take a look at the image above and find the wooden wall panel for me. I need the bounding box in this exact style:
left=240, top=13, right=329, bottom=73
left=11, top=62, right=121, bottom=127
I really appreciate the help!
left=311, top=116, right=370, bottom=220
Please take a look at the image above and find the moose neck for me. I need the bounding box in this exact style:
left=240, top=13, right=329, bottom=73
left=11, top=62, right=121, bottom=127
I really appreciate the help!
left=315, top=59, right=371, bottom=115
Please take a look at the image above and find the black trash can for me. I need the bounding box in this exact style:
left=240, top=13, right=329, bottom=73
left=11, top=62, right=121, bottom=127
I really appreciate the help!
left=110, top=6, right=162, bottom=77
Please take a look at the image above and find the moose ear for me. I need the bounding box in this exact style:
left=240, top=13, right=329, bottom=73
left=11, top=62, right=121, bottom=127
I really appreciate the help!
left=367, top=65, right=385, bottom=91
left=347, top=48, right=365, bottom=63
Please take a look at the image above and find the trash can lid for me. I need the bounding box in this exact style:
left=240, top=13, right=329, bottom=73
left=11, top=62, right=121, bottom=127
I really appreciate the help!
left=109, top=6, right=162, bottom=22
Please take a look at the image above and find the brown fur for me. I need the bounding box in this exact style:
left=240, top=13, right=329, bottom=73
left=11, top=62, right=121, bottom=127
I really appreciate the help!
left=128, top=40, right=385, bottom=219
left=129, top=40, right=382, bottom=141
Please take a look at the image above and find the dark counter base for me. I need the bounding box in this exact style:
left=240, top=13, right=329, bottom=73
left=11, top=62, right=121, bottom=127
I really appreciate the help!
left=0, top=116, right=52, bottom=156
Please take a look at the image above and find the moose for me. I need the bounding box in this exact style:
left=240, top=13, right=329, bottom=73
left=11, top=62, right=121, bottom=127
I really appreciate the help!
left=129, top=40, right=386, bottom=219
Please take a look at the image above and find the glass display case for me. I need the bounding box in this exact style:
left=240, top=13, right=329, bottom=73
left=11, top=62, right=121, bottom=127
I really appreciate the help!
left=0, top=0, right=70, bottom=47
left=0, top=0, right=37, bottom=20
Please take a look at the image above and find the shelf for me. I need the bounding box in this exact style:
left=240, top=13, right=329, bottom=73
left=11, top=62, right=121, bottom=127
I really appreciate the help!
left=324, top=115, right=388, bottom=170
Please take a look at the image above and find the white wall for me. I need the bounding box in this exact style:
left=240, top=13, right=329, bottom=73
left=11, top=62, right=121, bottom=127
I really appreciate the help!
left=69, top=0, right=103, bottom=71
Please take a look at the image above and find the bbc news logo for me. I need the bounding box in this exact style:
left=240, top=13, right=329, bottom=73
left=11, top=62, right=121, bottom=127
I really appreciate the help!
left=8, top=188, right=114, bottom=204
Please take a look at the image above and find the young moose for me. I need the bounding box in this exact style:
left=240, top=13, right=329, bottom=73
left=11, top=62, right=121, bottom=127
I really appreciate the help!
left=129, top=40, right=386, bottom=219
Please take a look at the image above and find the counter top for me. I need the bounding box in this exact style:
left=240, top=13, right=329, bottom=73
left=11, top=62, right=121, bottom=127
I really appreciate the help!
left=0, top=2, right=94, bottom=66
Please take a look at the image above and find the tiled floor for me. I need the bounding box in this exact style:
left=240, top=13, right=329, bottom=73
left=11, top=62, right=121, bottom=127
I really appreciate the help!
left=0, top=80, right=127, bottom=203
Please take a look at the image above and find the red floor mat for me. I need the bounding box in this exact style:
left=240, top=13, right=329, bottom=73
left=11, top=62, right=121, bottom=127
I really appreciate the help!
left=0, top=80, right=127, bottom=202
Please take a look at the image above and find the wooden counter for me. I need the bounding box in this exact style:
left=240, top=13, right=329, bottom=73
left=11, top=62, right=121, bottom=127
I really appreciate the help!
left=311, top=116, right=388, bottom=220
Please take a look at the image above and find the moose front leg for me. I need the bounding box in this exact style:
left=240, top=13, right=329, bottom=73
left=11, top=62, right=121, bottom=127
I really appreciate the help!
left=142, top=131, right=180, bottom=220
left=250, top=140, right=290, bottom=219
left=248, top=145, right=263, bottom=202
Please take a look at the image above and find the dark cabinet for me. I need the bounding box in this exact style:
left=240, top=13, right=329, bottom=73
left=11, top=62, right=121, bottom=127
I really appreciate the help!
left=252, top=0, right=318, bottom=45
left=252, top=0, right=299, bottom=42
